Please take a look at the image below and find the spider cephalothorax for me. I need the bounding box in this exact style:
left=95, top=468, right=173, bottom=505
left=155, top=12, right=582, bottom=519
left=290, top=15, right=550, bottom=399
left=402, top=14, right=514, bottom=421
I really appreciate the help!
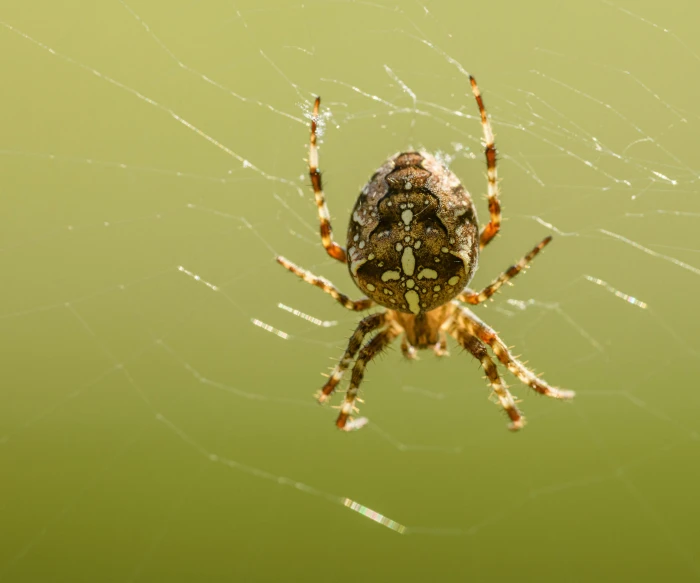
left=277, top=76, right=574, bottom=432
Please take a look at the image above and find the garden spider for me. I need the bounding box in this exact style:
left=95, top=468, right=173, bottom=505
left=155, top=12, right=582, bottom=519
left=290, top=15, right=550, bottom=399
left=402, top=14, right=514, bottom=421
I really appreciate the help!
left=277, top=76, right=575, bottom=431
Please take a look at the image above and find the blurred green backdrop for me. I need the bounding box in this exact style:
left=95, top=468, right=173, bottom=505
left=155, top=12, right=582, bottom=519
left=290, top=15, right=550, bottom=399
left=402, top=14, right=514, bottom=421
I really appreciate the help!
left=1, top=1, right=699, bottom=581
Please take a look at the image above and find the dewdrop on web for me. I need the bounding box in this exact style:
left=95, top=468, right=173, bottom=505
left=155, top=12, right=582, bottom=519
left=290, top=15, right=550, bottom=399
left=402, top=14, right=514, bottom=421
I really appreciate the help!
left=342, top=498, right=407, bottom=534
left=584, top=275, right=648, bottom=310
left=277, top=303, right=337, bottom=327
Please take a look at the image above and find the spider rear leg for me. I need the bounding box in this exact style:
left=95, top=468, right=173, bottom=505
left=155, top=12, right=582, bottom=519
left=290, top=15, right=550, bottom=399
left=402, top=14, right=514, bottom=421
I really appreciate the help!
left=455, top=305, right=575, bottom=400
left=452, top=329, right=524, bottom=430
left=336, top=326, right=401, bottom=430
left=276, top=256, right=374, bottom=311
left=318, top=312, right=387, bottom=404
left=309, top=96, right=347, bottom=263
left=458, top=236, right=552, bottom=305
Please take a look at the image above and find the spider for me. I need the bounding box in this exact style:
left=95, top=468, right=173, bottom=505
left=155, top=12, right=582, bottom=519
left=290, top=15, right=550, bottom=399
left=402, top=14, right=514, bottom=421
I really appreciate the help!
left=277, top=76, right=575, bottom=431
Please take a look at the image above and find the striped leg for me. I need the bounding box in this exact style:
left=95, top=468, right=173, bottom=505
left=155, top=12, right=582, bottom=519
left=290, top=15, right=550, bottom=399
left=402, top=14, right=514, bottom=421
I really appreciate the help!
left=276, top=256, right=374, bottom=311
left=458, top=236, right=552, bottom=305
left=454, top=304, right=575, bottom=400
left=318, top=313, right=387, bottom=404
left=309, top=96, right=346, bottom=263
left=469, top=76, right=501, bottom=250
left=452, top=329, right=524, bottom=430
left=336, top=326, right=401, bottom=430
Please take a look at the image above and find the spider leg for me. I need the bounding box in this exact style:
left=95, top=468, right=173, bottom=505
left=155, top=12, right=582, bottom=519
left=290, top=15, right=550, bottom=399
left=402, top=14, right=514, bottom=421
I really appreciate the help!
left=451, top=328, right=524, bottom=430
left=400, top=336, right=418, bottom=360
left=276, top=256, right=374, bottom=311
left=309, top=96, right=347, bottom=263
left=336, top=325, right=401, bottom=430
left=458, top=236, right=552, bottom=305
left=454, top=303, right=575, bottom=400
left=317, top=312, right=387, bottom=404
left=433, top=331, right=450, bottom=357
left=469, top=76, right=501, bottom=251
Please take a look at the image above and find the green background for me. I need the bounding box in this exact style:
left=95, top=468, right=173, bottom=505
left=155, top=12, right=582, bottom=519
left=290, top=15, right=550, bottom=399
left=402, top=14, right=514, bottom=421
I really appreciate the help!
left=1, top=1, right=699, bottom=581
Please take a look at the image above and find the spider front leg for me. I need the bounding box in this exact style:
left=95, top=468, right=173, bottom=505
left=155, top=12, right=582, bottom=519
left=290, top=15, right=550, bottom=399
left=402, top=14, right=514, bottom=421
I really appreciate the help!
left=451, top=329, right=524, bottom=430
left=458, top=236, right=552, bottom=305
left=318, top=312, right=387, bottom=404
left=276, top=256, right=374, bottom=311
left=454, top=304, right=575, bottom=400
left=336, top=325, right=401, bottom=430
left=469, top=76, right=501, bottom=251
left=309, top=96, right=346, bottom=263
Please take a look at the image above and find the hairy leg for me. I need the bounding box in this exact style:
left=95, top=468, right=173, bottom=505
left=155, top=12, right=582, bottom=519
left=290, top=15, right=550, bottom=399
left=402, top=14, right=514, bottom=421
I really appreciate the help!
left=454, top=304, right=575, bottom=400
left=318, top=312, right=387, bottom=404
left=459, top=236, right=552, bottom=305
left=451, top=328, right=524, bottom=430
left=276, top=256, right=374, bottom=311
left=469, top=76, right=501, bottom=250
left=336, top=326, right=401, bottom=430
left=308, top=97, right=346, bottom=262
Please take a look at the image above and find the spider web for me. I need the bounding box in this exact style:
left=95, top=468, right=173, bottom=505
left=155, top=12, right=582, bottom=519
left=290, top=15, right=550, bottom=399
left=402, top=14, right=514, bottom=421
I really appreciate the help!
left=1, top=0, right=699, bottom=581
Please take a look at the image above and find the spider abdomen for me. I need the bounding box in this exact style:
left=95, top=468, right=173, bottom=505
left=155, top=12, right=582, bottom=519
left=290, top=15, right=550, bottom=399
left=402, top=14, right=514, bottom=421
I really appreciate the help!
left=347, top=151, right=479, bottom=315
